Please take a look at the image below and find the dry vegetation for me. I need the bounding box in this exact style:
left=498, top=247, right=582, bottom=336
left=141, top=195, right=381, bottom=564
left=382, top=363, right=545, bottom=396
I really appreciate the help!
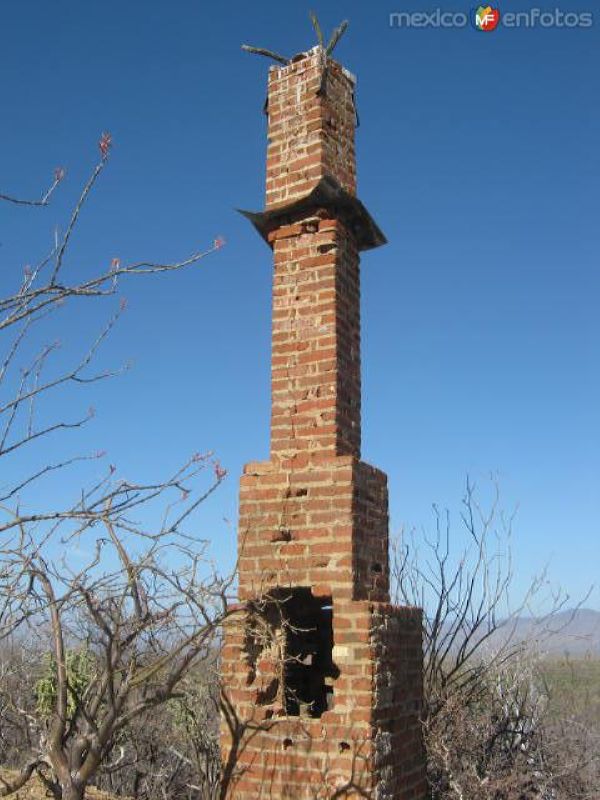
left=543, top=656, right=600, bottom=724
left=393, top=484, right=600, bottom=800
left=0, top=772, right=117, bottom=800
left=0, top=140, right=229, bottom=800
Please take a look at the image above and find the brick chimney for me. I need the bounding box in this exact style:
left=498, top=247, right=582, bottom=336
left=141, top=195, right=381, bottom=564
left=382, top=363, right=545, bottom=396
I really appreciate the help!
left=221, top=46, right=427, bottom=799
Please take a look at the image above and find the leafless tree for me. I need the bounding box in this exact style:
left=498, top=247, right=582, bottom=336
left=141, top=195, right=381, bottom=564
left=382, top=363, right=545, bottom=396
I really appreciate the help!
left=392, top=477, right=595, bottom=799
left=1, top=515, right=231, bottom=800
left=0, top=131, right=224, bottom=558
left=0, top=134, right=232, bottom=799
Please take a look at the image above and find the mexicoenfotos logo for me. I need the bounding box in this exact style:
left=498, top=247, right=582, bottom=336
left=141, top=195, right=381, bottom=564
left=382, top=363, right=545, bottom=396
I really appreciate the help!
left=472, top=6, right=501, bottom=31
left=389, top=7, right=594, bottom=29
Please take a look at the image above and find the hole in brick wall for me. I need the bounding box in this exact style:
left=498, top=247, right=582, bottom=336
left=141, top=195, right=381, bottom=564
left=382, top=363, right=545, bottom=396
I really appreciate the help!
left=317, top=243, right=336, bottom=254
left=271, top=528, right=292, bottom=543
left=243, top=601, right=281, bottom=691
left=282, top=738, right=294, bottom=750
left=243, top=589, right=339, bottom=718
left=286, top=487, right=308, bottom=498
left=338, top=741, right=350, bottom=753
left=282, top=589, right=338, bottom=718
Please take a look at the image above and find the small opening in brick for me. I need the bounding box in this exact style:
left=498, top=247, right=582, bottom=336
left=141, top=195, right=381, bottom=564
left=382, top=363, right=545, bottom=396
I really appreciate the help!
left=371, top=562, right=383, bottom=574
left=282, top=738, right=293, bottom=750
left=339, top=741, right=350, bottom=753
left=285, top=487, right=308, bottom=499
left=272, top=527, right=292, bottom=543
left=317, top=243, right=336, bottom=254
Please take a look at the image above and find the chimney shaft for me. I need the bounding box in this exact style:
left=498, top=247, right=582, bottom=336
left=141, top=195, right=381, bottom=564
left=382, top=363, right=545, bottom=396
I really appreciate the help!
left=267, top=50, right=362, bottom=459
left=220, top=45, right=427, bottom=800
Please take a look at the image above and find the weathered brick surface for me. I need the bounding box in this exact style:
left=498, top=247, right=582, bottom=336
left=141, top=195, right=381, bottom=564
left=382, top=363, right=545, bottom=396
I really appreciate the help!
left=371, top=606, right=428, bottom=799
left=238, top=454, right=388, bottom=603
left=265, top=48, right=356, bottom=210
left=221, top=46, right=426, bottom=799
left=221, top=604, right=425, bottom=799
left=270, top=216, right=361, bottom=458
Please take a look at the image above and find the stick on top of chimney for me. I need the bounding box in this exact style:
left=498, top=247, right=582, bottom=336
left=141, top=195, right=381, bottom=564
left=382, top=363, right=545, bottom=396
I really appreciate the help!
left=241, top=13, right=349, bottom=66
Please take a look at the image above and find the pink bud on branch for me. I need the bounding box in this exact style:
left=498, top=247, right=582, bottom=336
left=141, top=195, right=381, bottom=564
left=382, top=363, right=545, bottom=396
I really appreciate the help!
left=214, top=461, right=227, bottom=481
left=99, top=132, right=112, bottom=160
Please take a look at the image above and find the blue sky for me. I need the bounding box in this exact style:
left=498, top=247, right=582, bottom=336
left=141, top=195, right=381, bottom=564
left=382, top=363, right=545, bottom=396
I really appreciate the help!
left=1, top=0, right=598, bottom=610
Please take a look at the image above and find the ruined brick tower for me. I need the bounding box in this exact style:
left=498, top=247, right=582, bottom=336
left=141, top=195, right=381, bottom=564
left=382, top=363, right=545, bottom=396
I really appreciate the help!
left=221, top=44, right=426, bottom=799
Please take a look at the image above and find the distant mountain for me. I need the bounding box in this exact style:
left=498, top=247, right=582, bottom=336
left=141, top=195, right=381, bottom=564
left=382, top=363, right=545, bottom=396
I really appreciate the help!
left=490, top=608, right=600, bottom=658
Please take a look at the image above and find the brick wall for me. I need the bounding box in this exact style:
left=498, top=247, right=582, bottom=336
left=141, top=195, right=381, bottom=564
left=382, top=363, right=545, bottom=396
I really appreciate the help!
left=221, top=603, right=425, bottom=799
left=266, top=49, right=356, bottom=210
left=270, top=215, right=361, bottom=458
left=237, top=454, right=388, bottom=603
left=371, top=606, right=428, bottom=798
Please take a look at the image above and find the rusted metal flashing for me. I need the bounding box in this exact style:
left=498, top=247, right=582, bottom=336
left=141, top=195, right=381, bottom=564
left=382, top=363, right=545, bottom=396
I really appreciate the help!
left=238, top=176, right=386, bottom=252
